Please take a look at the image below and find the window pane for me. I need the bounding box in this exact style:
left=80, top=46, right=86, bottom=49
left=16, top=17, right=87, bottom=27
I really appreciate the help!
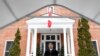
left=42, top=43, right=44, bottom=54
left=58, top=43, right=60, bottom=51
left=92, top=41, right=98, bottom=56
left=6, top=41, right=13, bottom=51
left=46, top=35, right=50, bottom=40
left=5, top=52, right=9, bottom=56
left=51, top=35, right=55, bottom=40
left=42, top=35, right=44, bottom=40
left=57, top=35, right=60, bottom=40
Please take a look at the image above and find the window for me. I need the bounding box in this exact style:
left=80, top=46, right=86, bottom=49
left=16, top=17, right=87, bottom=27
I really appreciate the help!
left=46, top=35, right=56, bottom=40
left=57, top=35, right=59, bottom=40
left=41, top=43, right=44, bottom=54
left=92, top=41, right=99, bottom=56
left=4, top=41, right=13, bottom=56
left=46, top=35, right=50, bottom=40
left=51, top=35, right=55, bottom=40
left=58, top=43, right=60, bottom=51
left=42, top=35, right=44, bottom=40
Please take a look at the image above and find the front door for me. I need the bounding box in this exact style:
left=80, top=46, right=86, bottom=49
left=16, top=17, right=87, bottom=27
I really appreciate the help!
left=40, top=34, right=61, bottom=55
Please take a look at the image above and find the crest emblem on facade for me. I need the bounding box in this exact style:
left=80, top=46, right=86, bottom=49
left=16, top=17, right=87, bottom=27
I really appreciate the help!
left=48, top=20, right=52, bottom=28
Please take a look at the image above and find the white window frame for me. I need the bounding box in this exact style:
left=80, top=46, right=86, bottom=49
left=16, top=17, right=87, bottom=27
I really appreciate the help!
left=3, top=40, right=14, bottom=56
left=40, top=34, right=61, bottom=53
left=92, top=40, right=100, bottom=56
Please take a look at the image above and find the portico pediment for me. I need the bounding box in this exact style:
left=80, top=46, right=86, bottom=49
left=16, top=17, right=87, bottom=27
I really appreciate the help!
left=26, top=17, right=75, bottom=28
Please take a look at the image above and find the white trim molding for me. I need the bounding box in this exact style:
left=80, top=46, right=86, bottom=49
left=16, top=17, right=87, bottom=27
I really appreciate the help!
left=26, top=17, right=75, bottom=28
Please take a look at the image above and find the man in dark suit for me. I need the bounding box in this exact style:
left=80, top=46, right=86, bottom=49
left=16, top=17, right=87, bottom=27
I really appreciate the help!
left=44, top=43, right=58, bottom=56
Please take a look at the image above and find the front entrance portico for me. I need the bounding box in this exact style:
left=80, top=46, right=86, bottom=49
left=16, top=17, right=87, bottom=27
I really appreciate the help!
left=26, top=17, right=75, bottom=56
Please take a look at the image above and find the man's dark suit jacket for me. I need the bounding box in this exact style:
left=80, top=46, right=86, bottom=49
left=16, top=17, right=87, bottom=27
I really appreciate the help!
left=44, top=49, right=58, bottom=56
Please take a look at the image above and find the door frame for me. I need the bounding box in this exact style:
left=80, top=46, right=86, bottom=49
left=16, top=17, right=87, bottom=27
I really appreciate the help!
left=40, top=33, right=61, bottom=53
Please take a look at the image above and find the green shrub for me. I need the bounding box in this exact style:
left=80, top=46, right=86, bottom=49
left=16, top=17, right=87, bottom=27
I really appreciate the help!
left=9, top=28, right=21, bottom=56
left=77, top=18, right=96, bottom=56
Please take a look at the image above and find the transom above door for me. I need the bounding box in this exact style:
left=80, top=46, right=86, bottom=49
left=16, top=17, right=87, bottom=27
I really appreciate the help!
left=41, top=34, right=61, bottom=41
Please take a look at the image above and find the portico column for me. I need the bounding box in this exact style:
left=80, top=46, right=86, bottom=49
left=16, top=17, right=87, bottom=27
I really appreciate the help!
left=32, top=28, right=37, bottom=56
left=67, top=32, right=71, bottom=55
left=26, top=28, right=31, bottom=56
left=70, top=27, right=75, bottom=56
left=63, top=28, right=67, bottom=56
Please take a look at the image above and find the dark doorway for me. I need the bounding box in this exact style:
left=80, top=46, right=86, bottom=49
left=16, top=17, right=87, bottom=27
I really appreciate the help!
left=45, top=41, right=56, bottom=51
